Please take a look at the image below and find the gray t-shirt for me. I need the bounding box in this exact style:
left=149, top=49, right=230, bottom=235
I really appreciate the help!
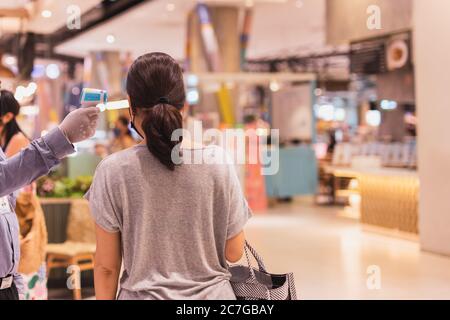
left=85, top=144, right=251, bottom=300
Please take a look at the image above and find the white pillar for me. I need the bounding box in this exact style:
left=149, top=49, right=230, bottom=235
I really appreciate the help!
left=414, top=0, right=450, bottom=256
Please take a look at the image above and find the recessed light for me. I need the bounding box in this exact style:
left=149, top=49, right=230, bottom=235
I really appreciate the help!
left=295, top=0, right=304, bottom=8
left=41, top=10, right=52, bottom=18
left=4, top=56, right=16, bottom=66
left=245, top=0, right=254, bottom=8
left=106, top=34, right=116, bottom=44
left=166, top=3, right=175, bottom=12
left=46, top=64, right=60, bottom=79
left=270, top=80, right=281, bottom=92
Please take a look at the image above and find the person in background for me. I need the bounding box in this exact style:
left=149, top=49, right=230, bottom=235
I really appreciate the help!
left=0, top=93, right=100, bottom=300
left=0, top=90, right=28, bottom=154
left=86, top=52, right=251, bottom=300
left=109, top=116, right=136, bottom=153
left=0, top=90, right=48, bottom=300
left=94, top=143, right=109, bottom=159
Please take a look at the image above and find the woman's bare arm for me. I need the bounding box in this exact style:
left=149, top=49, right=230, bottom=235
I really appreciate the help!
left=94, top=224, right=122, bottom=300
left=225, top=231, right=246, bottom=263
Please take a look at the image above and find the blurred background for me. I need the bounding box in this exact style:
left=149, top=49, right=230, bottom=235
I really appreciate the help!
left=0, top=0, right=449, bottom=300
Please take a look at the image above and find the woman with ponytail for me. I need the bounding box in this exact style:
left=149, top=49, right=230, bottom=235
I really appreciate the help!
left=86, top=53, right=251, bottom=300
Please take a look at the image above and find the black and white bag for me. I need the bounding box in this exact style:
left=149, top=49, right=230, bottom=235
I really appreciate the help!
left=229, top=241, right=297, bottom=300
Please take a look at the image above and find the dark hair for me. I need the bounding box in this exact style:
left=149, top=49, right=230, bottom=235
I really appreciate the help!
left=0, top=90, right=25, bottom=150
left=126, top=52, right=185, bottom=171
left=117, top=115, right=132, bottom=136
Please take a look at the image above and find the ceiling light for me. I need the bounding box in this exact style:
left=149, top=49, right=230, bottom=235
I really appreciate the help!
left=24, top=82, right=37, bottom=97
left=187, top=90, right=199, bottom=105
left=295, top=0, right=304, bottom=8
left=166, top=3, right=176, bottom=12
left=245, top=0, right=254, bottom=8
left=14, top=86, right=26, bottom=102
left=270, top=80, right=281, bottom=92
left=366, top=110, right=381, bottom=127
left=187, top=75, right=199, bottom=87
left=27, top=82, right=37, bottom=93
left=334, top=108, right=346, bottom=121
left=46, top=64, right=60, bottom=80
left=380, top=99, right=398, bottom=110
left=4, top=56, right=16, bottom=66
left=41, top=10, right=52, bottom=18
left=317, top=104, right=335, bottom=121
left=106, top=34, right=116, bottom=44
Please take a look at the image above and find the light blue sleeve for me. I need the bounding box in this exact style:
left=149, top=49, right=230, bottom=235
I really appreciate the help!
left=0, top=128, right=74, bottom=197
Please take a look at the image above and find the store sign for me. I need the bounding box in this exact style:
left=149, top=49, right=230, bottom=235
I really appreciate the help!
left=350, top=31, right=412, bottom=75
left=350, top=38, right=387, bottom=75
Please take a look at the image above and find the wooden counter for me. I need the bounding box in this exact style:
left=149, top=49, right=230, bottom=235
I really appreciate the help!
left=325, top=166, right=419, bottom=234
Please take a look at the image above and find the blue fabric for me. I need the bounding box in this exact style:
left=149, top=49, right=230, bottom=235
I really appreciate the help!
left=264, top=146, right=318, bottom=198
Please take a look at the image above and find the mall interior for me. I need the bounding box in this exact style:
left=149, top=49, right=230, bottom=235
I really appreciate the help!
left=0, top=0, right=450, bottom=300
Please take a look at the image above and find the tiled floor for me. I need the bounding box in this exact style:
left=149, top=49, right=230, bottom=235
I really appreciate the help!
left=245, top=200, right=450, bottom=300
left=50, top=200, right=450, bottom=300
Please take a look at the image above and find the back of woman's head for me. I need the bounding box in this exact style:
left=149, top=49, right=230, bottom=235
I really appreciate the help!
left=126, top=52, right=185, bottom=171
left=0, top=89, right=23, bottom=150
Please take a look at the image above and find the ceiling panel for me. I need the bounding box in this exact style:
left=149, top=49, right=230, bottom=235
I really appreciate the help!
left=0, top=0, right=31, bottom=7
left=248, top=0, right=326, bottom=58
left=26, top=0, right=102, bottom=34
left=0, top=0, right=102, bottom=34
left=55, top=0, right=194, bottom=60
left=55, top=0, right=326, bottom=60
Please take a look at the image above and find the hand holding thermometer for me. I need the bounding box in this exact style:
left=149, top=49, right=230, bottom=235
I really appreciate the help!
left=80, top=88, right=129, bottom=112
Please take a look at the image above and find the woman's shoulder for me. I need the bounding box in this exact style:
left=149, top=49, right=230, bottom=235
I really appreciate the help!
left=189, top=145, right=238, bottom=179
left=10, top=132, right=30, bottom=147
left=6, top=132, right=30, bottom=157
left=95, top=145, right=143, bottom=174
left=204, top=145, right=236, bottom=165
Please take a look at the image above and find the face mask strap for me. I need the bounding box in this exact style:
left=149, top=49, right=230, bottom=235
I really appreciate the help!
left=129, top=108, right=145, bottom=139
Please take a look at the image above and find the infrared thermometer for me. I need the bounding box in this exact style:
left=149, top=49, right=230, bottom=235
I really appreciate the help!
left=80, top=88, right=129, bottom=112
left=80, top=88, right=108, bottom=106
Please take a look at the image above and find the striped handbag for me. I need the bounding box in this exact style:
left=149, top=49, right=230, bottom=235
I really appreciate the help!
left=229, top=242, right=297, bottom=300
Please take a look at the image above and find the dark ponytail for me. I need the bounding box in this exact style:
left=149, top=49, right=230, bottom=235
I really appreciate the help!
left=0, top=90, right=25, bottom=150
left=142, top=103, right=183, bottom=170
left=126, top=52, right=186, bottom=171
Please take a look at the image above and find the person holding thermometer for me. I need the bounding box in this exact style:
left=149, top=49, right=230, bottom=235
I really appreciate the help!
left=0, top=88, right=99, bottom=300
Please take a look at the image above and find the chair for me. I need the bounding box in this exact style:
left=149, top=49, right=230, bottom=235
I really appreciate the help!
left=46, top=199, right=96, bottom=300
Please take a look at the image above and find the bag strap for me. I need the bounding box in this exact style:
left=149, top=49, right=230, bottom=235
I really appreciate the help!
left=245, top=241, right=267, bottom=272
left=242, top=241, right=267, bottom=281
